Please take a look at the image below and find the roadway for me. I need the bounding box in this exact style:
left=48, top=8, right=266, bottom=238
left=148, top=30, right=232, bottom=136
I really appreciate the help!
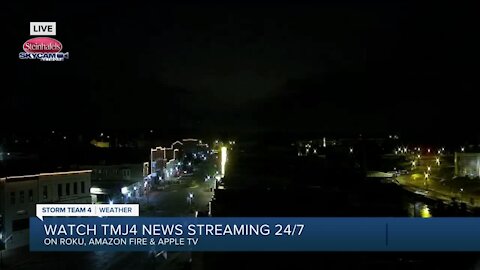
left=394, top=153, right=480, bottom=207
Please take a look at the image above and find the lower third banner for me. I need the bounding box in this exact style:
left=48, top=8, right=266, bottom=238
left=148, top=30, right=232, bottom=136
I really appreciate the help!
left=29, top=217, right=480, bottom=252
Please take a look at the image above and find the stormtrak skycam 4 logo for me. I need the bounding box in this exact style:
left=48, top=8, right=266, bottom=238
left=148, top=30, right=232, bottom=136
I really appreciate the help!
left=19, top=22, right=69, bottom=61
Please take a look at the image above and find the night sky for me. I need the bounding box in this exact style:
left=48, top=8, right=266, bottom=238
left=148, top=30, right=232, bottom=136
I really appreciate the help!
left=2, top=1, right=478, bottom=140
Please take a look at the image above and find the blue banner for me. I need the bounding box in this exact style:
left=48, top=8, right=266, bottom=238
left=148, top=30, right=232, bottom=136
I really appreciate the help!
left=29, top=217, right=480, bottom=251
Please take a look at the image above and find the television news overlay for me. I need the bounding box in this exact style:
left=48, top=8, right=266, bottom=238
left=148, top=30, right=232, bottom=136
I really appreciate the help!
left=19, top=22, right=69, bottom=61
left=29, top=210, right=480, bottom=252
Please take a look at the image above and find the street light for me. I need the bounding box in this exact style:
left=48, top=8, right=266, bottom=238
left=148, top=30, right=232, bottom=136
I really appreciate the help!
left=461, top=147, right=465, bottom=152
left=427, top=166, right=431, bottom=172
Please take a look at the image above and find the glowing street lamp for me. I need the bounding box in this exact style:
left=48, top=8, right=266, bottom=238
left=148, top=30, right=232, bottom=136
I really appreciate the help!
left=461, top=147, right=465, bottom=152
left=436, top=157, right=440, bottom=166
left=427, top=166, right=431, bottom=172
left=221, top=146, right=227, bottom=176
left=412, top=161, right=416, bottom=167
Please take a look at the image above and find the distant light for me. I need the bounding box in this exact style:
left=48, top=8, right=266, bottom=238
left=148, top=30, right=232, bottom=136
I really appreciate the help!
left=51, top=130, right=55, bottom=134
left=134, top=186, right=137, bottom=191
left=7, top=152, right=10, bottom=156
left=100, top=133, right=104, bottom=137
left=427, top=149, right=431, bottom=153
left=417, top=154, right=421, bottom=159
left=90, top=187, right=103, bottom=194
left=349, top=148, right=353, bottom=153
left=121, top=187, right=128, bottom=195
left=150, top=130, right=153, bottom=133
left=420, top=205, right=432, bottom=218
left=63, top=136, right=67, bottom=140
left=221, top=146, right=227, bottom=175
left=461, top=147, right=465, bottom=152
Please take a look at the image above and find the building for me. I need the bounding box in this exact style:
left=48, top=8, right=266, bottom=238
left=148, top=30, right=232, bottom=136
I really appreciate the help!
left=83, top=163, right=147, bottom=203
left=150, top=142, right=182, bottom=181
left=455, top=152, right=480, bottom=177
left=0, top=170, right=92, bottom=250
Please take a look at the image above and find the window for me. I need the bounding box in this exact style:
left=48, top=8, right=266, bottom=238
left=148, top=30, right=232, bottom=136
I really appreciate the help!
left=66, top=183, right=71, bottom=196
left=43, top=185, right=48, bottom=199
left=10, top=192, right=15, bottom=205
left=81, top=181, right=85, bottom=193
left=74, top=182, right=78, bottom=194
left=58, top=184, right=63, bottom=197
left=29, top=189, right=33, bottom=202
left=19, top=191, right=25, bottom=204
